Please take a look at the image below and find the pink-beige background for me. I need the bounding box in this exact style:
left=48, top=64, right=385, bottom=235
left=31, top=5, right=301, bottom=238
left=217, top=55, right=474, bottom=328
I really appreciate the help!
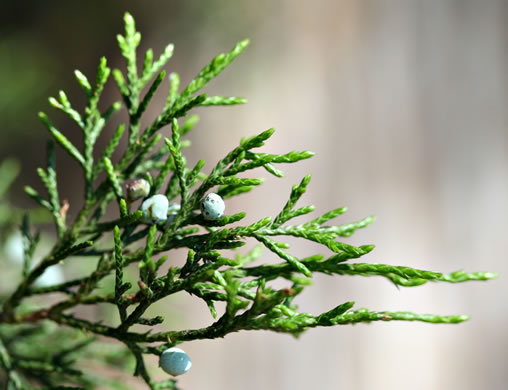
left=0, top=1, right=505, bottom=389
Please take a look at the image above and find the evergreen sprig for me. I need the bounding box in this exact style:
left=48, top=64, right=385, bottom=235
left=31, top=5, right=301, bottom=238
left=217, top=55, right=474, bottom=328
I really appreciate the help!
left=0, top=12, right=496, bottom=390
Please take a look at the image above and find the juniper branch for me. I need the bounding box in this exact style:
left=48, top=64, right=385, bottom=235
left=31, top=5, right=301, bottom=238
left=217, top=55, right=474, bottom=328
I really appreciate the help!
left=0, top=12, right=496, bottom=390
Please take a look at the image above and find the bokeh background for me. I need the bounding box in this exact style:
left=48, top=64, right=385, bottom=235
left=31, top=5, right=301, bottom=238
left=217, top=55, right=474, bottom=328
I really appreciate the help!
left=1, top=1, right=506, bottom=389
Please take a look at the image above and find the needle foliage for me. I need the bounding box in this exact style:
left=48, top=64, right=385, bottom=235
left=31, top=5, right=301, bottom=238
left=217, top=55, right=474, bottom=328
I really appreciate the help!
left=0, top=12, right=496, bottom=390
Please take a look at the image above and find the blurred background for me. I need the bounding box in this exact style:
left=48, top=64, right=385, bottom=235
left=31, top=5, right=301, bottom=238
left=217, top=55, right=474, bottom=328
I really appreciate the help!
left=0, top=0, right=506, bottom=389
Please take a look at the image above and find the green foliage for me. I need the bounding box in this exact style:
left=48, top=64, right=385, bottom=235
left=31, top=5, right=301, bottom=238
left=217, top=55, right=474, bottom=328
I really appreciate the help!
left=0, top=12, right=496, bottom=390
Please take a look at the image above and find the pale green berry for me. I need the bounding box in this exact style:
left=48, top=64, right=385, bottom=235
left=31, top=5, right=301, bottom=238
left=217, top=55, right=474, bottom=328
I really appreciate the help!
left=126, top=178, right=150, bottom=201
left=159, top=347, right=192, bottom=376
left=34, top=264, right=64, bottom=287
left=141, top=194, right=169, bottom=224
left=200, top=193, right=225, bottom=220
left=167, top=203, right=181, bottom=224
left=3, top=232, right=24, bottom=265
